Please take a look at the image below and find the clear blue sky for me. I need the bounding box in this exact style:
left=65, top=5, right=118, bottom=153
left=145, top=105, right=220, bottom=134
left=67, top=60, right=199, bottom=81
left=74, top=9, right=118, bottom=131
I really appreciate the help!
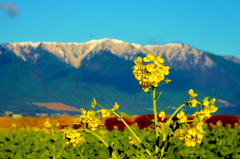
left=0, top=0, right=240, bottom=58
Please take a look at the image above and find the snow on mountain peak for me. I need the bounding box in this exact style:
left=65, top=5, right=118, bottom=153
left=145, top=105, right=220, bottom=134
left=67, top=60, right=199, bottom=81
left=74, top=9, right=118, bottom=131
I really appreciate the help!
left=11, top=41, right=41, bottom=48
left=1, top=38, right=210, bottom=69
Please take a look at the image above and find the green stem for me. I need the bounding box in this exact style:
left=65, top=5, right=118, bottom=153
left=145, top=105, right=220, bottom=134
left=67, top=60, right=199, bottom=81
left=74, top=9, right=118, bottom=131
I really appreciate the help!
left=160, top=103, right=186, bottom=158
left=166, top=104, right=186, bottom=126
left=90, top=131, right=118, bottom=159
left=152, top=87, right=160, bottom=156
left=112, top=111, right=153, bottom=158
left=57, top=144, right=66, bottom=159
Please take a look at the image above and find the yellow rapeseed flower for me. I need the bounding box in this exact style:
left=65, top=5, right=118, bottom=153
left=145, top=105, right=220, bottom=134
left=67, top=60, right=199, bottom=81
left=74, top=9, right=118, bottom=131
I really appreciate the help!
left=192, top=109, right=211, bottom=121
left=143, top=53, right=155, bottom=62
left=62, top=129, right=85, bottom=147
left=81, top=108, right=87, bottom=116
left=88, top=118, right=104, bottom=131
left=190, top=99, right=198, bottom=107
left=208, top=105, right=218, bottom=113
left=165, top=79, right=171, bottom=84
left=87, top=110, right=95, bottom=121
left=181, top=127, right=205, bottom=147
left=91, top=98, right=97, bottom=108
left=132, top=53, right=170, bottom=92
left=44, top=118, right=52, bottom=128
left=202, top=97, right=210, bottom=107
left=134, top=57, right=142, bottom=65
left=210, top=98, right=216, bottom=105
left=112, top=102, right=119, bottom=111
left=188, top=89, right=198, bottom=98
left=11, top=123, right=16, bottom=128
left=177, top=111, right=187, bottom=123
left=101, top=109, right=111, bottom=118
left=156, top=56, right=164, bottom=64
left=158, top=111, right=166, bottom=121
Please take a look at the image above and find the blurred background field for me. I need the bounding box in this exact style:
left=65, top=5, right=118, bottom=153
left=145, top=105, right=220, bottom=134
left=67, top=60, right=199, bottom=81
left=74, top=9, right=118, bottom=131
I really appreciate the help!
left=1, top=115, right=239, bottom=133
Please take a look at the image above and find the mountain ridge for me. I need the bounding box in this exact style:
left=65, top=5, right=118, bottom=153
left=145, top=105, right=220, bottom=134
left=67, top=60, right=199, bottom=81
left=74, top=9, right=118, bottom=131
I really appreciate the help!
left=0, top=39, right=239, bottom=116
left=1, top=38, right=228, bottom=69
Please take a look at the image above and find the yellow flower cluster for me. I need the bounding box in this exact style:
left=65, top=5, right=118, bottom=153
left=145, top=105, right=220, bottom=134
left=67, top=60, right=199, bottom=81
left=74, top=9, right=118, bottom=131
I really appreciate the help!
left=132, top=53, right=171, bottom=92
left=153, top=89, right=218, bottom=147
left=172, top=89, right=218, bottom=147
left=74, top=98, right=120, bottom=131
left=73, top=108, right=104, bottom=131
left=61, top=129, right=86, bottom=147
left=62, top=98, right=120, bottom=147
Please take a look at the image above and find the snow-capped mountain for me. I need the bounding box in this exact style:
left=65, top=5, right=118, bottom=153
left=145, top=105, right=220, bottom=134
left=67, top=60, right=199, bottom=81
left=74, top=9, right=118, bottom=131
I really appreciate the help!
left=1, top=38, right=218, bottom=70
left=0, top=38, right=239, bottom=117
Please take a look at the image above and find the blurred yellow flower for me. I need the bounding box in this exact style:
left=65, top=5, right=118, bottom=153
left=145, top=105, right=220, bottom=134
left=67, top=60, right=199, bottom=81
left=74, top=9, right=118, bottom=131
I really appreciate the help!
left=165, top=79, right=171, bottom=84
left=11, top=123, right=16, bottom=128
left=112, top=102, right=119, bottom=111
left=202, top=97, right=210, bottom=107
left=134, top=57, right=142, bottom=65
left=44, top=118, right=52, bottom=128
left=159, top=111, right=166, bottom=121
left=62, top=129, right=85, bottom=147
left=143, top=53, right=155, bottom=62
left=188, top=89, right=198, bottom=98
left=177, top=111, right=187, bottom=123
left=91, top=98, right=97, bottom=108
left=101, top=109, right=111, bottom=118
left=190, top=99, right=198, bottom=107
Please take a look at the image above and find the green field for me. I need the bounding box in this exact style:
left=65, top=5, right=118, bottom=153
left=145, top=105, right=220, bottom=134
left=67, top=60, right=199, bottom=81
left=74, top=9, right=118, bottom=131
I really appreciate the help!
left=0, top=121, right=240, bottom=159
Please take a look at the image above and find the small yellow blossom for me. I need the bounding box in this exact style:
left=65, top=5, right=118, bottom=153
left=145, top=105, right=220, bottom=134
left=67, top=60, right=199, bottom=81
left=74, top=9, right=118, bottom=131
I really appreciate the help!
left=11, top=123, right=16, bottom=128
left=91, top=98, right=97, bottom=108
left=112, top=102, right=119, bottom=111
left=62, top=129, right=85, bottom=147
left=134, top=57, right=142, bottom=65
left=44, top=118, right=52, bottom=128
left=80, top=108, right=87, bottom=116
left=87, top=110, right=95, bottom=121
left=190, top=99, right=198, bottom=107
left=159, top=111, right=166, bottom=121
left=177, top=111, right=187, bottom=123
left=210, top=98, right=216, bottom=105
left=156, top=56, right=164, bottom=64
left=202, top=97, right=210, bottom=107
left=88, top=118, right=104, bottom=131
left=143, top=53, right=155, bottom=62
left=101, top=109, right=111, bottom=118
left=165, top=79, right=171, bottom=84
left=188, top=89, right=198, bottom=98
left=208, top=105, right=218, bottom=113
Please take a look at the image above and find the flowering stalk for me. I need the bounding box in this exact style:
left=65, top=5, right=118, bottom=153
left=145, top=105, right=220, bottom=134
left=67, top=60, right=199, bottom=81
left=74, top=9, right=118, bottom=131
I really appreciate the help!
left=160, top=103, right=186, bottom=158
left=89, top=130, right=118, bottom=159
left=111, top=111, right=152, bottom=157
left=152, top=87, right=160, bottom=156
left=59, top=53, right=218, bottom=159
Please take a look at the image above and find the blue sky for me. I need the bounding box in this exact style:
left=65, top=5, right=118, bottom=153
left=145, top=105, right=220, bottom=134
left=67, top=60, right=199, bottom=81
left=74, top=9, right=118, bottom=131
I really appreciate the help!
left=0, top=0, right=240, bottom=58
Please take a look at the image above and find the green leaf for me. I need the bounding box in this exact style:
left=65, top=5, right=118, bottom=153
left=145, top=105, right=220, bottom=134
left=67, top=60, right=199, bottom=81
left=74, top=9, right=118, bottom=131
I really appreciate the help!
left=120, top=112, right=130, bottom=119
left=117, top=117, right=122, bottom=121
left=146, top=108, right=154, bottom=110
left=149, top=123, right=156, bottom=128
left=155, top=92, right=162, bottom=102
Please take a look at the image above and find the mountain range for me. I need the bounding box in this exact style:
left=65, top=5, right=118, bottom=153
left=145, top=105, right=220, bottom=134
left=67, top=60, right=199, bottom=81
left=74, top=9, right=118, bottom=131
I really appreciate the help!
left=0, top=38, right=240, bottom=117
